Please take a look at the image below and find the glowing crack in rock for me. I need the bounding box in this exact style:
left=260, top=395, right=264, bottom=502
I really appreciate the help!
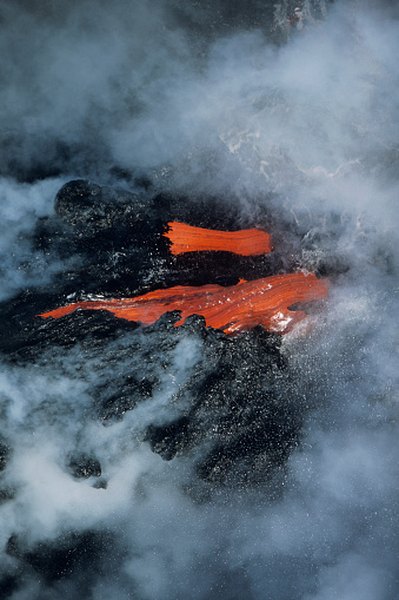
left=39, top=272, right=328, bottom=335
left=163, top=222, right=273, bottom=256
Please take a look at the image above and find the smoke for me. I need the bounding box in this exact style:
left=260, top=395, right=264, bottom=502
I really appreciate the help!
left=0, top=0, right=399, bottom=599
left=0, top=177, right=66, bottom=301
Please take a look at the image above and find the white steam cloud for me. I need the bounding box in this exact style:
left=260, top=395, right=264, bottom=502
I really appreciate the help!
left=0, top=177, right=66, bottom=301
left=0, top=1, right=398, bottom=599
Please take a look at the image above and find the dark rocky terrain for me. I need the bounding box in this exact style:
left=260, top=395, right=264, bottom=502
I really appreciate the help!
left=0, top=179, right=318, bottom=474
left=0, top=178, right=332, bottom=593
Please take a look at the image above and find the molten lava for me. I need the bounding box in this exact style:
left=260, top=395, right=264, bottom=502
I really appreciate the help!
left=39, top=272, right=328, bottom=335
left=163, top=222, right=273, bottom=256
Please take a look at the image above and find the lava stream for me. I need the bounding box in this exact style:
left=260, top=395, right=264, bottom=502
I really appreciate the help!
left=163, top=222, right=273, bottom=256
left=39, top=272, right=328, bottom=335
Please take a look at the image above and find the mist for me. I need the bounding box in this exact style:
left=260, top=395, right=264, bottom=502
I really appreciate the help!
left=0, top=1, right=398, bottom=598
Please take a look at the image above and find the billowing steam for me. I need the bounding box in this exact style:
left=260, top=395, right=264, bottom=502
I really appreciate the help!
left=0, top=1, right=398, bottom=599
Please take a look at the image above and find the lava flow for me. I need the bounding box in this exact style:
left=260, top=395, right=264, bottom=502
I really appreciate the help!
left=163, top=222, right=273, bottom=256
left=39, top=272, right=328, bottom=335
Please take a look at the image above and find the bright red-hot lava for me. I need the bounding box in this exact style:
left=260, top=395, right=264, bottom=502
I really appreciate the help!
left=163, top=222, right=273, bottom=256
left=39, top=272, right=328, bottom=335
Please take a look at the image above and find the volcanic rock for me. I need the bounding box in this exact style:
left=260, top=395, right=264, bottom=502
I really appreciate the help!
left=0, top=178, right=329, bottom=487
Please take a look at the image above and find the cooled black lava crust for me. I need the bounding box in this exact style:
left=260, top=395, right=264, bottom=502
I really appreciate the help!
left=0, top=179, right=338, bottom=592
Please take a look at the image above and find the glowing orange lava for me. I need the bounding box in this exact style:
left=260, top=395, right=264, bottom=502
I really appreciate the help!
left=39, top=272, right=328, bottom=335
left=163, top=222, right=273, bottom=256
